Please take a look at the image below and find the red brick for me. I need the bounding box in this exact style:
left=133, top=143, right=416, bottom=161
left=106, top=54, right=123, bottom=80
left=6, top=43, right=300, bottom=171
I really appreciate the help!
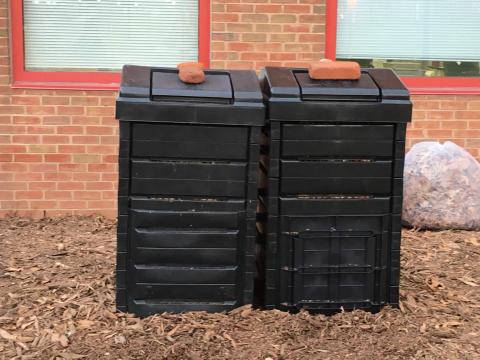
left=441, top=121, right=468, bottom=130
left=455, top=110, right=480, bottom=120
left=88, top=200, right=116, bottom=209
left=29, top=144, right=57, bottom=153
left=73, top=172, right=100, bottom=181
left=85, top=126, right=113, bottom=135
left=26, top=106, right=55, bottom=115
left=57, top=182, right=85, bottom=190
left=57, top=106, right=84, bottom=115
left=29, top=163, right=58, bottom=173
left=227, top=42, right=255, bottom=51
left=453, top=130, right=480, bottom=138
left=0, top=144, right=27, bottom=153
left=74, top=191, right=102, bottom=200
left=16, top=191, right=43, bottom=200
left=12, top=135, right=41, bottom=144
left=86, top=107, right=114, bottom=116
left=283, top=24, right=311, bottom=32
left=2, top=182, right=27, bottom=190
left=226, top=4, right=253, bottom=12
left=72, top=135, right=100, bottom=144
left=45, top=191, right=72, bottom=200
left=57, top=125, right=84, bottom=134
left=43, top=116, right=71, bottom=125
left=42, top=135, right=70, bottom=144
left=58, top=145, right=86, bottom=153
left=255, top=4, right=282, bottom=13
left=86, top=145, right=116, bottom=154
left=71, top=116, right=100, bottom=125
left=241, top=14, right=269, bottom=22
left=15, top=172, right=43, bottom=181
left=86, top=182, right=113, bottom=190
left=1, top=163, right=28, bottom=172
left=0, top=153, right=12, bottom=161
left=0, top=105, right=25, bottom=114
left=425, top=111, right=455, bottom=120
left=59, top=163, right=87, bottom=172
left=88, top=163, right=116, bottom=172
left=0, top=124, right=26, bottom=133
left=0, top=191, right=14, bottom=200
left=271, top=14, right=297, bottom=23
left=58, top=201, right=88, bottom=209
left=284, top=4, right=311, bottom=13
left=41, top=96, right=70, bottom=105
left=14, top=154, right=42, bottom=162
left=30, top=201, right=58, bottom=209
left=12, top=115, right=41, bottom=124
left=44, top=173, right=72, bottom=181
left=27, top=126, right=55, bottom=134
left=1, top=201, right=29, bottom=210
left=44, top=154, right=71, bottom=162
left=413, top=100, right=440, bottom=110
left=425, top=129, right=454, bottom=139
left=212, top=13, right=239, bottom=22
left=241, top=52, right=269, bottom=61
left=270, top=53, right=296, bottom=61
left=29, top=182, right=56, bottom=191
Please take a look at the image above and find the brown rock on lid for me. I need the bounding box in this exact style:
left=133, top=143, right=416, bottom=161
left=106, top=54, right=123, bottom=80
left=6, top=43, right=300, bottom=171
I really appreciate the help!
left=308, top=60, right=361, bottom=80
left=177, top=61, right=205, bottom=70
left=178, top=67, right=206, bottom=84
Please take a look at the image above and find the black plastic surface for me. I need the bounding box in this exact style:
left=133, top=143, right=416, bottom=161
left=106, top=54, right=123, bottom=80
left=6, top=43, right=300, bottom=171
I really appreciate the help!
left=293, top=70, right=380, bottom=102
left=261, top=67, right=412, bottom=123
left=116, top=67, right=264, bottom=315
left=262, top=67, right=411, bottom=314
left=117, top=65, right=264, bottom=126
left=151, top=68, right=232, bottom=103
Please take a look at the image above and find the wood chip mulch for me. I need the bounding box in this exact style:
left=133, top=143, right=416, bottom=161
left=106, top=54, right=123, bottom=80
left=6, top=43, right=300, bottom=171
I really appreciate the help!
left=0, top=216, right=479, bottom=360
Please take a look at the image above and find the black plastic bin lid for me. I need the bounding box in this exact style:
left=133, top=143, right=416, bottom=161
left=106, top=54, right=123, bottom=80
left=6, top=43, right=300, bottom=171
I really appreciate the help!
left=262, top=66, right=411, bottom=123
left=264, top=66, right=410, bottom=102
left=151, top=69, right=233, bottom=104
left=118, top=65, right=263, bottom=104
left=293, top=70, right=379, bottom=102
left=116, top=65, right=264, bottom=126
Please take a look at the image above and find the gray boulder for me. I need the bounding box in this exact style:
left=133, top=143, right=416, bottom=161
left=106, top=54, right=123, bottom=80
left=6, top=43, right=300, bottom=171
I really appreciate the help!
left=402, top=141, right=480, bottom=230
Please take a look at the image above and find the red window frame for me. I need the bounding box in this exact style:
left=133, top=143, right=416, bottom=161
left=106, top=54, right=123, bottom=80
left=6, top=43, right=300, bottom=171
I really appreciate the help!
left=325, top=0, right=480, bottom=94
left=10, top=0, right=210, bottom=90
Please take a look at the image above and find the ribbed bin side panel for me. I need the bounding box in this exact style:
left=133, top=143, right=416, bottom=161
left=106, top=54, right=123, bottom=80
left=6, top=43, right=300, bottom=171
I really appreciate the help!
left=264, top=121, right=408, bottom=313
left=116, top=122, right=261, bottom=315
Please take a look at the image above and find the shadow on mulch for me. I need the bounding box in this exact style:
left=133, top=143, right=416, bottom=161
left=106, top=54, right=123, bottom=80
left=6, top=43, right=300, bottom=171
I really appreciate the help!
left=0, top=216, right=479, bottom=360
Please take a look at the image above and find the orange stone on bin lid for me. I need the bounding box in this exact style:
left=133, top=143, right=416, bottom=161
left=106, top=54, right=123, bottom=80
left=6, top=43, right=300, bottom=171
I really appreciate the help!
left=308, top=60, right=361, bottom=80
left=177, top=62, right=205, bottom=70
left=178, top=67, right=206, bottom=84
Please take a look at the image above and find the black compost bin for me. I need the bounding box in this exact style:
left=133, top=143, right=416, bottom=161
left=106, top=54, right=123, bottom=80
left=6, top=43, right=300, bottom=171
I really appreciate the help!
left=115, top=65, right=264, bottom=315
left=260, top=67, right=412, bottom=313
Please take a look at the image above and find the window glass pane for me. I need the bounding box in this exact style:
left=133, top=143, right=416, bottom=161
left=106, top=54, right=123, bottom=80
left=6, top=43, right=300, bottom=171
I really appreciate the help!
left=336, top=0, right=480, bottom=77
left=23, top=0, right=199, bottom=71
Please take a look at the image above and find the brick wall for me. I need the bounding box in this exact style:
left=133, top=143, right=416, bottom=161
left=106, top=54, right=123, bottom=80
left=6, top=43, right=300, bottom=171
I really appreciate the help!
left=0, top=0, right=479, bottom=218
left=211, top=0, right=325, bottom=69
left=408, top=95, right=480, bottom=159
left=0, top=1, right=119, bottom=218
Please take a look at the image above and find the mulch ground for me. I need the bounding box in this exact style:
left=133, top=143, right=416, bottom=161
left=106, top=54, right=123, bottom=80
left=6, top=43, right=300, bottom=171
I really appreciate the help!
left=0, top=216, right=479, bottom=360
